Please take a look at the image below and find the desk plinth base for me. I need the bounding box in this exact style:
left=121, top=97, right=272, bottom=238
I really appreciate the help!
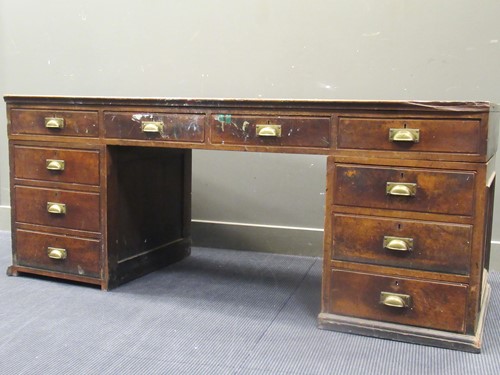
left=6, top=265, right=104, bottom=287
left=318, top=283, right=491, bottom=353
left=107, top=238, right=191, bottom=290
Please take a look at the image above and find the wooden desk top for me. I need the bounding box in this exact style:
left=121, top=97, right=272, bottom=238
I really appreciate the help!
left=4, top=95, right=498, bottom=112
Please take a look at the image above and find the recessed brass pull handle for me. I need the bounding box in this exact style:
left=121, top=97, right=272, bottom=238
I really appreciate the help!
left=386, top=182, right=417, bottom=196
left=389, top=128, right=420, bottom=143
left=256, top=124, right=282, bottom=137
left=45, top=117, right=65, bottom=129
left=47, top=202, right=66, bottom=215
left=46, top=159, right=65, bottom=171
left=380, top=292, right=411, bottom=308
left=383, top=236, right=413, bottom=252
left=47, top=247, right=67, bottom=260
left=141, top=121, right=164, bottom=133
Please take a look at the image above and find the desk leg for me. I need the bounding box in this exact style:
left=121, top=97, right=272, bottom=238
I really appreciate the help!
left=105, top=146, right=192, bottom=289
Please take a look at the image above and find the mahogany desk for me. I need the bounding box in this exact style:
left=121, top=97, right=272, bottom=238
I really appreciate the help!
left=4, top=96, right=499, bottom=352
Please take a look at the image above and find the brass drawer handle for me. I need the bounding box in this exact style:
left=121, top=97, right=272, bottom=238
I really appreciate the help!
left=383, top=236, right=413, bottom=252
left=380, top=292, right=411, bottom=308
left=386, top=182, right=417, bottom=197
left=46, top=159, right=65, bottom=171
left=389, top=128, right=420, bottom=143
left=256, top=124, right=282, bottom=137
left=45, top=117, right=65, bottom=129
left=141, top=121, right=164, bottom=133
left=47, top=202, right=66, bottom=215
left=47, top=247, right=67, bottom=260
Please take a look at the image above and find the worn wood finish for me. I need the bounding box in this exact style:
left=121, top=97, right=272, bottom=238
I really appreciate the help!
left=10, top=108, right=99, bottom=137
left=338, top=117, right=481, bottom=154
left=331, top=214, right=472, bottom=274
left=104, top=111, right=205, bottom=143
left=210, top=113, right=331, bottom=148
left=331, top=259, right=469, bottom=284
left=4, top=96, right=498, bottom=352
left=324, top=153, right=492, bottom=340
left=13, top=145, right=100, bottom=185
left=330, top=269, right=468, bottom=333
left=318, top=282, right=490, bottom=353
left=14, top=185, right=100, bottom=232
left=15, top=229, right=101, bottom=278
left=333, top=164, right=476, bottom=216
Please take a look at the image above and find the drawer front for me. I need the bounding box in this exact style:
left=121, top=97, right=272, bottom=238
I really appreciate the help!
left=330, top=269, right=468, bottom=333
left=10, top=109, right=98, bottom=137
left=104, top=112, right=205, bottom=142
left=13, top=146, right=100, bottom=185
left=210, top=114, right=331, bottom=148
left=16, top=229, right=100, bottom=277
left=15, top=186, right=100, bottom=232
left=332, top=214, right=472, bottom=274
left=338, top=117, right=480, bottom=154
left=334, top=164, right=475, bottom=216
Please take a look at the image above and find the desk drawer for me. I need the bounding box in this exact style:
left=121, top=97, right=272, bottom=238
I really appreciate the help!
left=13, top=146, right=100, bottom=185
left=16, top=229, right=101, bottom=278
left=210, top=114, right=331, bottom=148
left=10, top=109, right=98, bottom=137
left=15, top=186, right=100, bottom=232
left=332, top=214, right=472, bottom=274
left=104, top=112, right=205, bottom=142
left=333, top=164, right=475, bottom=216
left=338, top=117, right=480, bottom=154
left=329, top=269, right=467, bottom=333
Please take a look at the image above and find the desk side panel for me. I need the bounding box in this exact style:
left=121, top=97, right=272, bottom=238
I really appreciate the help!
left=106, top=146, right=191, bottom=288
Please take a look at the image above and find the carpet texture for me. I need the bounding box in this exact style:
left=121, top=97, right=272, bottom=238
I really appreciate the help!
left=0, top=231, right=499, bottom=374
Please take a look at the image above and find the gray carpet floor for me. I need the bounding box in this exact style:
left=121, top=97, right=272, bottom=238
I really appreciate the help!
left=1, top=230, right=500, bottom=375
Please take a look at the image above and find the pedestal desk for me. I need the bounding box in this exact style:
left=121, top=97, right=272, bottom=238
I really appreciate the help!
left=4, top=96, right=499, bottom=352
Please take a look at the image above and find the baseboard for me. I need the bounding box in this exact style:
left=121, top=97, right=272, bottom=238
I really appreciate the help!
left=0, top=206, right=10, bottom=231
left=191, top=220, right=324, bottom=257
left=491, top=241, right=500, bottom=271
left=492, top=241, right=500, bottom=252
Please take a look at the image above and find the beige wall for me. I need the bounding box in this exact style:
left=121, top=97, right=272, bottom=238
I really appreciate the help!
left=1, top=1, right=499, bottom=260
